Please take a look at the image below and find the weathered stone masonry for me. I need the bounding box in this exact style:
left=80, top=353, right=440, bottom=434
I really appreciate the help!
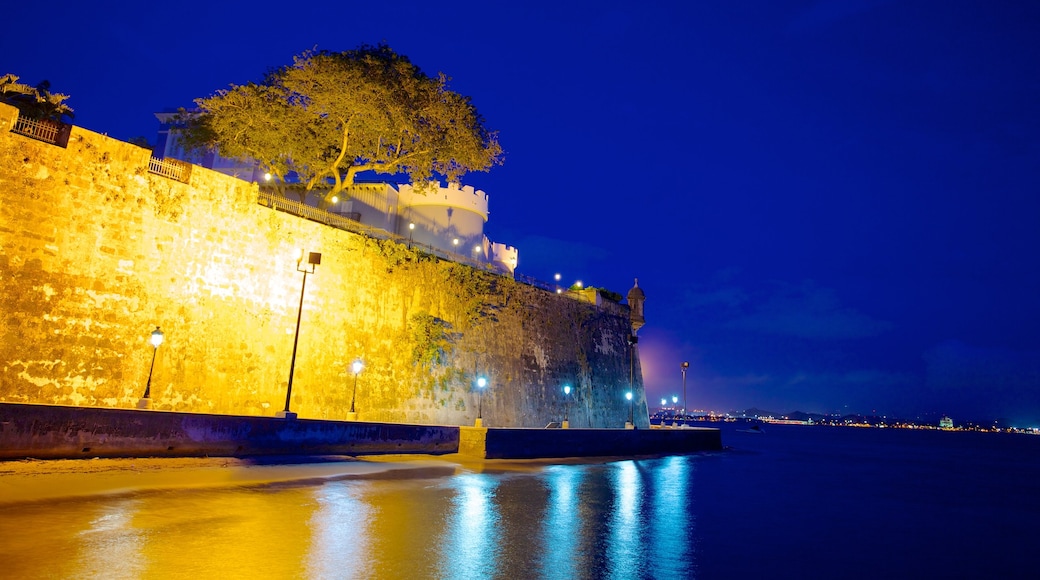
left=0, top=103, right=647, bottom=428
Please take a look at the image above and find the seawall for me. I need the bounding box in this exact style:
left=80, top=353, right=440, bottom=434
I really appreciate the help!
left=460, top=425, right=723, bottom=459
left=0, top=402, right=721, bottom=461
left=0, top=402, right=458, bottom=460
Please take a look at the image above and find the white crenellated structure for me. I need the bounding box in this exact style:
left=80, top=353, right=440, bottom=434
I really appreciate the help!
left=320, top=180, right=518, bottom=276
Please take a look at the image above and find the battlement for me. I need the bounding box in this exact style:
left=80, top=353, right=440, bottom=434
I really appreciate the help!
left=398, top=181, right=489, bottom=221
left=490, top=241, right=519, bottom=276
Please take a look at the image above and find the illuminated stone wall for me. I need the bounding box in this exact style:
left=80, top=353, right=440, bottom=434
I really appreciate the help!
left=0, top=103, right=647, bottom=428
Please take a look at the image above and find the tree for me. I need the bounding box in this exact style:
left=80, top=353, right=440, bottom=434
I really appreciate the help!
left=179, top=45, right=502, bottom=203
left=0, top=74, right=74, bottom=123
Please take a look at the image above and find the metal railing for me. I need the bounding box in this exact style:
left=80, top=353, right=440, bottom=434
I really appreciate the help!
left=258, top=190, right=501, bottom=271
left=148, top=157, right=192, bottom=183
left=10, top=115, right=69, bottom=146
left=255, top=191, right=627, bottom=311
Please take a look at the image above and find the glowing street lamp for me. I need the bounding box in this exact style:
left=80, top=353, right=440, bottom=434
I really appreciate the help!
left=348, top=359, right=363, bottom=419
left=408, top=222, right=415, bottom=247
left=137, top=326, right=164, bottom=409
left=625, top=391, right=634, bottom=429
left=474, top=376, right=488, bottom=427
left=278, top=250, right=321, bottom=419
left=473, top=244, right=482, bottom=262
left=563, top=384, right=572, bottom=429
left=681, top=361, right=690, bottom=420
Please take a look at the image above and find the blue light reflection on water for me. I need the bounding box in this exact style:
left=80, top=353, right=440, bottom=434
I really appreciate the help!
left=440, top=473, right=501, bottom=579
left=540, top=465, right=583, bottom=578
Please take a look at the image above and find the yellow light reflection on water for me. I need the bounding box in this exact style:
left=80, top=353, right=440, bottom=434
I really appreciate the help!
left=76, top=498, right=146, bottom=578
left=305, top=483, right=370, bottom=579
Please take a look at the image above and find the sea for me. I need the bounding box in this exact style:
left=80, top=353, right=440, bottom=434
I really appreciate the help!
left=1, top=422, right=1038, bottom=579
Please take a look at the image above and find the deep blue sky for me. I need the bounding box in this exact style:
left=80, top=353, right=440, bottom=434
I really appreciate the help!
left=5, top=1, right=1039, bottom=424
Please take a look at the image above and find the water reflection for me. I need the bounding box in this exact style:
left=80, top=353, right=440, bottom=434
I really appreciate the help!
left=539, top=465, right=583, bottom=578
left=440, top=473, right=501, bottom=579
left=608, top=461, right=643, bottom=578
left=0, top=456, right=702, bottom=578
left=305, top=484, right=370, bottom=579
left=77, top=498, right=146, bottom=578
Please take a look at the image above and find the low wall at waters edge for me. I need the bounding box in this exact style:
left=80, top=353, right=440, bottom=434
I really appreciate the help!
left=0, top=403, right=459, bottom=460
left=0, top=403, right=723, bottom=461
left=460, top=425, right=723, bottom=459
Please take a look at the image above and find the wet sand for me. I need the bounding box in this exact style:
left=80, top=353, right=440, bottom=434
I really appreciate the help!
left=0, top=455, right=467, bottom=505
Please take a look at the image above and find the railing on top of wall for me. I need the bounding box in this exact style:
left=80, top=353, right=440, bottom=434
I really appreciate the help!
left=258, top=189, right=499, bottom=273
left=255, top=190, right=629, bottom=314
left=148, top=157, right=192, bottom=183
left=10, top=114, right=71, bottom=147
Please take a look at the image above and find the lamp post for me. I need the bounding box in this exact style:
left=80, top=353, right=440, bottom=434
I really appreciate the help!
left=278, top=250, right=321, bottom=419
left=473, top=244, right=482, bottom=264
left=563, top=384, right=572, bottom=429
left=681, top=361, right=690, bottom=424
left=554, top=273, right=562, bottom=294
left=347, top=359, right=363, bottom=420
left=408, top=222, right=415, bottom=247
left=625, top=391, right=634, bottom=429
left=475, top=376, right=487, bottom=427
left=137, top=326, right=164, bottom=409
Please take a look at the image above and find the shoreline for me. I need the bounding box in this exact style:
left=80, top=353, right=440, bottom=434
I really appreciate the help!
left=0, top=455, right=462, bottom=505
left=0, top=451, right=718, bottom=506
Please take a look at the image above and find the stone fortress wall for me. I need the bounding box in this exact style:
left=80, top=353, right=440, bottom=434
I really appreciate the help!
left=0, top=103, right=648, bottom=428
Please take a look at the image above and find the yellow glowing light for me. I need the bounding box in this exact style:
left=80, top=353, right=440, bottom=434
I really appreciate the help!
left=264, top=172, right=272, bottom=181
left=331, top=196, right=339, bottom=203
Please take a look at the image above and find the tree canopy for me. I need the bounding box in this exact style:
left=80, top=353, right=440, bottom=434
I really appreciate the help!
left=1, top=74, right=74, bottom=122
left=179, top=45, right=502, bottom=202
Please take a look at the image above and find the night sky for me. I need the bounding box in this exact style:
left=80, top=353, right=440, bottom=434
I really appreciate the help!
left=5, top=1, right=1038, bottom=424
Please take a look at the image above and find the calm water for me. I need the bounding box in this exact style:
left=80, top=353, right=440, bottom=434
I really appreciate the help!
left=2, top=424, right=1039, bottom=579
